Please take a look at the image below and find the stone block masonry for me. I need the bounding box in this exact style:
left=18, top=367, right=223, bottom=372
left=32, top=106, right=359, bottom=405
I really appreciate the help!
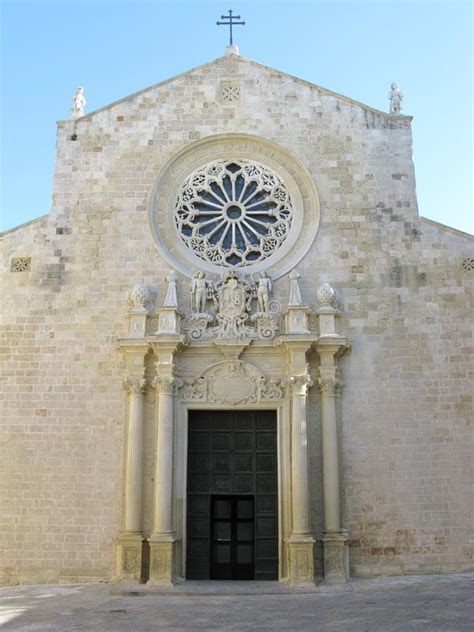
left=0, top=53, right=472, bottom=585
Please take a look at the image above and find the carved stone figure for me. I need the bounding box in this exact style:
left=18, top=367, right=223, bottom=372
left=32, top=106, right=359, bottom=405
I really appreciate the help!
left=388, top=82, right=403, bottom=114
left=288, top=270, right=303, bottom=306
left=256, top=271, right=272, bottom=314
left=191, top=271, right=211, bottom=314
left=164, top=271, right=178, bottom=308
left=71, top=86, right=86, bottom=118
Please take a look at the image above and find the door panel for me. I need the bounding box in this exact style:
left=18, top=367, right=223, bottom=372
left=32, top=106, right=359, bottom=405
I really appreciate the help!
left=210, top=494, right=254, bottom=580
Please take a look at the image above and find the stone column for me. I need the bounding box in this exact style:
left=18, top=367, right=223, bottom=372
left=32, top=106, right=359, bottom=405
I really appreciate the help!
left=148, top=374, right=181, bottom=584
left=317, top=342, right=349, bottom=582
left=290, top=374, right=313, bottom=536
left=123, top=378, right=146, bottom=532
left=287, top=372, right=316, bottom=585
left=117, top=376, right=146, bottom=580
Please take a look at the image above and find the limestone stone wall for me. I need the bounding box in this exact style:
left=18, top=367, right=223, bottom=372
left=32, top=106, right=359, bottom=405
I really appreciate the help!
left=1, top=54, right=472, bottom=585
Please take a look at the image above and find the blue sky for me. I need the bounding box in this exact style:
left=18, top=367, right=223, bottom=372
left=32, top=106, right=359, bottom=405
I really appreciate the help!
left=1, top=0, right=472, bottom=233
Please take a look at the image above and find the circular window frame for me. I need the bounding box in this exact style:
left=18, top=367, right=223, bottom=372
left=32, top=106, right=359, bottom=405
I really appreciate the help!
left=148, top=134, right=320, bottom=279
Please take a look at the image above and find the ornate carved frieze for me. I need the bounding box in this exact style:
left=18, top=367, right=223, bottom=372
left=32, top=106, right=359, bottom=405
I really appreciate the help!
left=182, top=270, right=280, bottom=341
left=178, top=361, right=285, bottom=405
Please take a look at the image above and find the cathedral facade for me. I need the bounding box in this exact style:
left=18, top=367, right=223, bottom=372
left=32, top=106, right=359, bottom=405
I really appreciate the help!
left=1, top=50, right=472, bottom=586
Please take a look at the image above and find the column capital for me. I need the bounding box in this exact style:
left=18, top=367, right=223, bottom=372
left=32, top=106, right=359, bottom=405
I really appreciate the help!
left=318, top=377, right=339, bottom=397
left=318, top=365, right=340, bottom=397
left=287, top=374, right=313, bottom=396
left=152, top=375, right=183, bottom=395
left=122, top=377, right=146, bottom=395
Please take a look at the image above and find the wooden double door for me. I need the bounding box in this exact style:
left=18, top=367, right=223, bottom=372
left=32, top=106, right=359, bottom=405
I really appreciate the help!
left=186, top=410, right=278, bottom=580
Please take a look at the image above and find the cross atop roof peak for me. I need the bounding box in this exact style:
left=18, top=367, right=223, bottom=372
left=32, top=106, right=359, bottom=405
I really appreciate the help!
left=217, top=8, right=245, bottom=53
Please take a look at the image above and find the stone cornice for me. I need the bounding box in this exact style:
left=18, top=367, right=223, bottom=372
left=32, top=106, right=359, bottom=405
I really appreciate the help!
left=116, top=339, right=151, bottom=353
left=315, top=337, right=350, bottom=358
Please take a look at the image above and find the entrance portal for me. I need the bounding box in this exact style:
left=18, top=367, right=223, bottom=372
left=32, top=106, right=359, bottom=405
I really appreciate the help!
left=186, top=410, right=278, bottom=580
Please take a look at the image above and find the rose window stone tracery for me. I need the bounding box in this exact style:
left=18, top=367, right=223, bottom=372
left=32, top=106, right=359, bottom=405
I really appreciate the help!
left=174, top=159, right=293, bottom=268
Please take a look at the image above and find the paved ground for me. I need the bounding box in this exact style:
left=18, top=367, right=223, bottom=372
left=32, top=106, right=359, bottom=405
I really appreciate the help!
left=0, top=572, right=473, bottom=631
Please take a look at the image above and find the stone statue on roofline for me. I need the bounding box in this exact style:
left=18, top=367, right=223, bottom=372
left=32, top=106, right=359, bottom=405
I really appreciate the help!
left=71, top=86, right=86, bottom=118
left=388, top=83, right=403, bottom=114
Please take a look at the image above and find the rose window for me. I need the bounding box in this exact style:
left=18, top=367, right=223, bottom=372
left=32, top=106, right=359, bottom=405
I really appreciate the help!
left=174, top=159, right=294, bottom=267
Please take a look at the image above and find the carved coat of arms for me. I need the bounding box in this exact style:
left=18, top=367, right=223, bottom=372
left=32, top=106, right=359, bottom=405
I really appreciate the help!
left=182, top=270, right=280, bottom=341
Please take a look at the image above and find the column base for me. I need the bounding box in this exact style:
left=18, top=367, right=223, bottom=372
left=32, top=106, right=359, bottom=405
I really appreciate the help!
left=287, top=535, right=315, bottom=586
left=116, top=533, right=143, bottom=580
left=322, top=531, right=349, bottom=582
left=148, top=534, right=177, bottom=585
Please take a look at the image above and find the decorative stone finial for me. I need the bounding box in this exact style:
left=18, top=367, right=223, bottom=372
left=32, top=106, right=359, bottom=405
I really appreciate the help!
left=388, top=82, right=403, bottom=114
left=70, top=86, right=86, bottom=118
left=164, top=271, right=178, bottom=308
left=127, top=284, right=150, bottom=312
left=317, top=283, right=342, bottom=337
left=317, top=283, right=337, bottom=307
